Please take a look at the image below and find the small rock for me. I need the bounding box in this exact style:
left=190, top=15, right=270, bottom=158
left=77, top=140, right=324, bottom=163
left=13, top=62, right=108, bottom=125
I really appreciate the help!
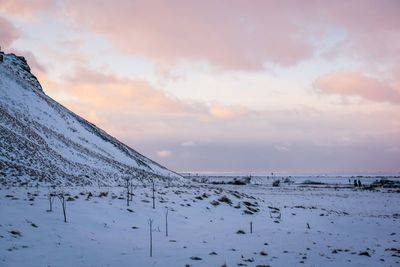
left=260, top=250, right=268, bottom=256
left=10, top=230, right=22, bottom=237
left=359, top=251, right=371, bottom=257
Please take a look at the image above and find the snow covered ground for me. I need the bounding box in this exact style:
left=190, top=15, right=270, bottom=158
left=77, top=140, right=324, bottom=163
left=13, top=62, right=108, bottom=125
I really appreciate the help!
left=0, top=183, right=399, bottom=267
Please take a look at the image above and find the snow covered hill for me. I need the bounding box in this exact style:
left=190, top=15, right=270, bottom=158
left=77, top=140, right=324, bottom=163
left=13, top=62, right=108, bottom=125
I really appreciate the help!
left=0, top=52, right=182, bottom=186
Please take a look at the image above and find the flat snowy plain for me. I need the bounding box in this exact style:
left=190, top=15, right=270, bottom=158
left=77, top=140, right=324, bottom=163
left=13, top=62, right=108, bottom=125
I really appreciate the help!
left=1, top=180, right=399, bottom=267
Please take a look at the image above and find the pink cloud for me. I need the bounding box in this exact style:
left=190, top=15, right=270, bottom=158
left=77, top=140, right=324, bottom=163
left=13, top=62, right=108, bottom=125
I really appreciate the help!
left=52, top=66, right=252, bottom=120
left=65, top=66, right=119, bottom=84
left=61, top=67, right=191, bottom=114
left=0, top=16, right=19, bottom=49
left=315, top=71, right=400, bottom=104
left=208, top=103, right=250, bottom=120
left=40, top=66, right=255, bottom=125
left=314, top=1, right=400, bottom=65
left=62, top=1, right=399, bottom=70
left=3, top=1, right=398, bottom=71
left=0, top=0, right=54, bottom=19
left=64, top=1, right=314, bottom=70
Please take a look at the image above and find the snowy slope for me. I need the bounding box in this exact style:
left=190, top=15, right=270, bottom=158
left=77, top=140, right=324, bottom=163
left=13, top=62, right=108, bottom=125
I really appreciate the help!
left=0, top=52, right=182, bottom=186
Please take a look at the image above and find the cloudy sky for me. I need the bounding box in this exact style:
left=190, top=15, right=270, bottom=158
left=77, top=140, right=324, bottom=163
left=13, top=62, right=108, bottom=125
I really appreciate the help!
left=1, top=0, right=399, bottom=173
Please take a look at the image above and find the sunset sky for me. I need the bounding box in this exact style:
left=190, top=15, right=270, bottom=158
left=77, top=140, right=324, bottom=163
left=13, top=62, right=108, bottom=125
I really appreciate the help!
left=1, top=0, right=399, bottom=173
